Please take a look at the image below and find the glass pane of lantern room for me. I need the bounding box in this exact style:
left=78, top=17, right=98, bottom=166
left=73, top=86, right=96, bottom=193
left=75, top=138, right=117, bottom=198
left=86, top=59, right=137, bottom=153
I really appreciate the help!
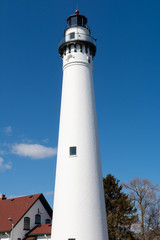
left=77, top=16, right=83, bottom=26
left=71, top=16, right=77, bottom=26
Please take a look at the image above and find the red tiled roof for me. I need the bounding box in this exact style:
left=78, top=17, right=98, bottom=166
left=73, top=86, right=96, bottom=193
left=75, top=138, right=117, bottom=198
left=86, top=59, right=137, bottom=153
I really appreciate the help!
left=28, top=224, right=51, bottom=235
left=0, top=194, right=42, bottom=232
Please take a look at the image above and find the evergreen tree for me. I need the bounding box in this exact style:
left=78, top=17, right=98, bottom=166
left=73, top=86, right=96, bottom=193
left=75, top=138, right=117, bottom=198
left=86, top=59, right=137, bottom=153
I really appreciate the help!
left=103, top=174, right=138, bottom=240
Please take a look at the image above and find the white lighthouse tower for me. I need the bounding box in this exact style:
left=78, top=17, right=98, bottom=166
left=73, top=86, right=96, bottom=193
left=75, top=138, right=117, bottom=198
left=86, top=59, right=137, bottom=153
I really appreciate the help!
left=51, top=10, right=108, bottom=240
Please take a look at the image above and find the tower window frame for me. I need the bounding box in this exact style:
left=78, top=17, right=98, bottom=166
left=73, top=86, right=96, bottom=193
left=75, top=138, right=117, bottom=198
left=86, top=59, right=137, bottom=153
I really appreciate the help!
left=69, top=146, right=77, bottom=156
left=70, top=32, right=75, bottom=39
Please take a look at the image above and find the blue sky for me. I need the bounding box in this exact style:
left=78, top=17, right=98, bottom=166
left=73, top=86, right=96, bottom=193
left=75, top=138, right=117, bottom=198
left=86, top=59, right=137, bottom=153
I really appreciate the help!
left=0, top=0, right=160, bottom=207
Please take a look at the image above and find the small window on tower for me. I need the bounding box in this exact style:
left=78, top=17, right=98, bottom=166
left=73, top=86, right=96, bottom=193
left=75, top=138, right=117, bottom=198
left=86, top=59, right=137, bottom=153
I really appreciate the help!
left=70, top=32, right=75, bottom=39
left=70, top=146, right=77, bottom=156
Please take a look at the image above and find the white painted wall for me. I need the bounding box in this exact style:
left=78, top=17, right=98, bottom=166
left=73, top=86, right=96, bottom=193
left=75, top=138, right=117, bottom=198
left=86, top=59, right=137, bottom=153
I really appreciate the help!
left=52, top=18, right=108, bottom=240
left=65, top=26, right=90, bottom=42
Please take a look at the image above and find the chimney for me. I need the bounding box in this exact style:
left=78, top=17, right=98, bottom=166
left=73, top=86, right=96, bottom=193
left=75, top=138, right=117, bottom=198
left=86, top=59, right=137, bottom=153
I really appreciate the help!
left=0, top=194, right=7, bottom=200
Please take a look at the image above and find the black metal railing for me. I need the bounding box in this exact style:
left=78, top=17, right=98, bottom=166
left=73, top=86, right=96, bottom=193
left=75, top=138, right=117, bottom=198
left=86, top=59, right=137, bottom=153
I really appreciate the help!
left=59, top=33, right=96, bottom=48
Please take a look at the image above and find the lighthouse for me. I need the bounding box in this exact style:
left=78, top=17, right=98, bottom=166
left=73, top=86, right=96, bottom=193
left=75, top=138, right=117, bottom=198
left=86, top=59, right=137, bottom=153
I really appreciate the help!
left=51, top=10, right=108, bottom=240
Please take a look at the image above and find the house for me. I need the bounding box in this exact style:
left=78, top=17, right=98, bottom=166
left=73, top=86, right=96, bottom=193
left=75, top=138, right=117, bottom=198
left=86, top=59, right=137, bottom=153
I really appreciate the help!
left=0, top=193, right=52, bottom=240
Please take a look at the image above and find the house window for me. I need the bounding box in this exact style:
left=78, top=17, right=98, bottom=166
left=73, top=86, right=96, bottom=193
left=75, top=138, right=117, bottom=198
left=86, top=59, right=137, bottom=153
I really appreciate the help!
left=35, top=214, right=41, bottom=224
left=24, top=217, right=30, bottom=230
left=70, top=32, right=75, bottom=39
left=45, top=219, right=51, bottom=224
left=70, top=146, right=77, bottom=156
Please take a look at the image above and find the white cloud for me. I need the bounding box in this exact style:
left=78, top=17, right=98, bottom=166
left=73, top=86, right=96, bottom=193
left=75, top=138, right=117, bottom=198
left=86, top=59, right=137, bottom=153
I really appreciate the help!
left=11, top=143, right=57, bottom=159
left=5, top=126, right=12, bottom=135
left=0, top=157, right=12, bottom=172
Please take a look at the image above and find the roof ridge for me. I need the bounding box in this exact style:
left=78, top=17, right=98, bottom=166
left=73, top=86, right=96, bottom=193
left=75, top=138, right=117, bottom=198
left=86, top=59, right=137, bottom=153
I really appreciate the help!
left=7, top=193, right=42, bottom=200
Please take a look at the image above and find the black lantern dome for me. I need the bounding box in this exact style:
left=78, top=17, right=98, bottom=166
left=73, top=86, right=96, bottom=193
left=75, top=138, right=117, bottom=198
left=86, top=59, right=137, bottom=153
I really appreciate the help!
left=66, top=10, right=88, bottom=29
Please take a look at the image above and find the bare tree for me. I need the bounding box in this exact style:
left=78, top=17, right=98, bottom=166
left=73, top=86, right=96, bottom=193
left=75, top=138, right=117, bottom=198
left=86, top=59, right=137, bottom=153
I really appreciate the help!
left=123, top=178, right=160, bottom=240
left=145, top=199, right=160, bottom=239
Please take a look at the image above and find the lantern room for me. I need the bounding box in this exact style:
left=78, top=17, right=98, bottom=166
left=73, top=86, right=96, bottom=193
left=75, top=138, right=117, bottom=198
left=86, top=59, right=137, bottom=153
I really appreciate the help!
left=66, top=10, right=88, bottom=29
